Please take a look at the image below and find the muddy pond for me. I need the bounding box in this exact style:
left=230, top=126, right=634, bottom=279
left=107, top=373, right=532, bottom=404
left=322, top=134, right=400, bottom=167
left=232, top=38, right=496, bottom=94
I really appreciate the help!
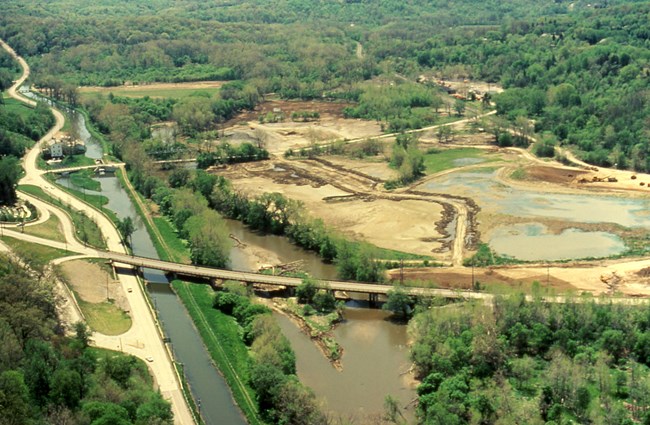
left=419, top=168, right=650, bottom=260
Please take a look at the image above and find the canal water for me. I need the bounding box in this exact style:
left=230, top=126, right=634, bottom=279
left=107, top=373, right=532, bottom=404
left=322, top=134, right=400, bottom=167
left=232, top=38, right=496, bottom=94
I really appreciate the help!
left=39, top=87, right=416, bottom=422
left=49, top=95, right=248, bottom=425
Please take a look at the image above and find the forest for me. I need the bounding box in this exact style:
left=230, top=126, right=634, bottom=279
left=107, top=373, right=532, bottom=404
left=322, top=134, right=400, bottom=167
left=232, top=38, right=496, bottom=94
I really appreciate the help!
left=410, top=294, right=650, bottom=424
left=2, top=0, right=647, bottom=169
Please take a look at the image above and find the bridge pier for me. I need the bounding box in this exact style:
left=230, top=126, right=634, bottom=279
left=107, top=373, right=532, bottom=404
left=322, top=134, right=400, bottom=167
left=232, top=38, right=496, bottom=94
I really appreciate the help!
left=368, top=293, right=379, bottom=306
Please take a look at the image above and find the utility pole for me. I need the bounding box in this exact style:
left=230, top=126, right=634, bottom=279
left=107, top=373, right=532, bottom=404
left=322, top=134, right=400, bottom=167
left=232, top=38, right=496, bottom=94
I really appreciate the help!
left=400, top=259, right=404, bottom=285
left=471, top=259, right=475, bottom=290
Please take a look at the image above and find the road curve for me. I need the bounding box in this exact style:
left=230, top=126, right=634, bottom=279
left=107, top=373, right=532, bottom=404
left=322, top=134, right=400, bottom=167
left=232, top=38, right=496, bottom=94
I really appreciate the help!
left=0, top=38, right=196, bottom=425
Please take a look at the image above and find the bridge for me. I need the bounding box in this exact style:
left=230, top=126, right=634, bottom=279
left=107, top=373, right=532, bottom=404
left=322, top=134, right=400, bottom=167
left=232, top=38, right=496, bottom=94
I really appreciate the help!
left=153, top=158, right=197, bottom=165
left=96, top=250, right=488, bottom=301
left=44, top=163, right=125, bottom=174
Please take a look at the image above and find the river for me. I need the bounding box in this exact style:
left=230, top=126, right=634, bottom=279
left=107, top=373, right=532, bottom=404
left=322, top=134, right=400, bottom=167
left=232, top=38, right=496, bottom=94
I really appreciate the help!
left=50, top=93, right=415, bottom=423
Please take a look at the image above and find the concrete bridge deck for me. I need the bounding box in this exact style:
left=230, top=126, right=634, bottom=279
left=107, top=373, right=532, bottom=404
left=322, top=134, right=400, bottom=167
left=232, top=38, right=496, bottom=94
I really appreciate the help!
left=98, top=251, right=487, bottom=300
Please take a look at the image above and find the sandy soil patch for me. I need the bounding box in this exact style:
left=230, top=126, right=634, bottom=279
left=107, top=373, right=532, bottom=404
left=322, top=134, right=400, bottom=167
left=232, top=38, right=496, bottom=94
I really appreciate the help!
left=217, top=161, right=447, bottom=258
left=317, top=156, right=398, bottom=181
left=78, top=80, right=225, bottom=93
left=60, top=259, right=128, bottom=310
left=224, top=100, right=382, bottom=155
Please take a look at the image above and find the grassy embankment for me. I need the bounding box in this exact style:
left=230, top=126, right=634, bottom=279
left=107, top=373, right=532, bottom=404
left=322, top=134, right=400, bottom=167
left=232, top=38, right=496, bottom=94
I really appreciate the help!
left=18, top=184, right=106, bottom=249
left=22, top=213, right=65, bottom=242
left=0, top=235, right=70, bottom=262
left=172, top=280, right=263, bottom=425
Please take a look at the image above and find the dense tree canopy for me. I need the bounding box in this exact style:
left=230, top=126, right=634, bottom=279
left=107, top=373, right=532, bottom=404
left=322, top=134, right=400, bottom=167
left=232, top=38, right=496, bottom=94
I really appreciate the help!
left=411, top=294, right=650, bottom=424
left=0, top=254, right=173, bottom=425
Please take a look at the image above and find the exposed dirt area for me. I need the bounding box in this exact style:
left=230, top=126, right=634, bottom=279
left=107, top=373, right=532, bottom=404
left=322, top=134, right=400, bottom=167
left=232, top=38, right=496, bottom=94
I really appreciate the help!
left=388, top=267, right=577, bottom=293
left=60, top=260, right=128, bottom=310
left=223, top=100, right=383, bottom=155
left=524, top=165, right=590, bottom=185
left=78, top=80, right=225, bottom=93
left=216, top=160, right=448, bottom=258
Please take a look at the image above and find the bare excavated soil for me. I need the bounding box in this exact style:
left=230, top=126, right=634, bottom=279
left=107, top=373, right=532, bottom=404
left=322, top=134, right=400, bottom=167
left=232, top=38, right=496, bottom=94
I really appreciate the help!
left=60, top=260, right=128, bottom=310
left=223, top=100, right=383, bottom=155
left=388, top=267, right=575, bottom=292
left=215, top=160, right=448, bottom=258
left=525, top=165, right=590, bottom=185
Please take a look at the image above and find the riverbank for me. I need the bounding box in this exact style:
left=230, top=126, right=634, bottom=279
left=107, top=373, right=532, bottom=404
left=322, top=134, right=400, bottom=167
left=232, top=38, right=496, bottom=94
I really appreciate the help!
left=257, top=296, right=343, bottom=370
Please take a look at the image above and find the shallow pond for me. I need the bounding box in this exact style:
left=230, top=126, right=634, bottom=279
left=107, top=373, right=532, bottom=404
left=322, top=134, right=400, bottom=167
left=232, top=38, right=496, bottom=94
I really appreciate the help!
left=421, top=169, right=650, bottom=259
left=423, top=169, right=650, bottom=228
left=489, top=223, right=626, bottom=261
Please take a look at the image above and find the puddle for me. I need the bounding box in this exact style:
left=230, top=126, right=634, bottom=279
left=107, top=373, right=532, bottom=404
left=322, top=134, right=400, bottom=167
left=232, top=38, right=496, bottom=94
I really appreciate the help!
left=452, top=157, right=485, bottom=167
left=489, top=223, right=626, bottom=261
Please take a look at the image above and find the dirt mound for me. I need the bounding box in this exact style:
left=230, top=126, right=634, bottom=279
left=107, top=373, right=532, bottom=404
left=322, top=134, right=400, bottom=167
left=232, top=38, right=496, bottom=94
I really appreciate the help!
left=526, top=166, right=588, bottom=185
left=637, top=267, right=650, bottom=277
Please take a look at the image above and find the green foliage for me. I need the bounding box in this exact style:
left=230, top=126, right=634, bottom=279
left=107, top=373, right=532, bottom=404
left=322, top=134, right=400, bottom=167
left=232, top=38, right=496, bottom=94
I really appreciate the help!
left=464, top=243, right=521, bottom=267
left=533, top=135, right=557, bottom=158
left=295, top=278, right=318, bottom=304
left=196, top=142, right=269, bottom=169
left=411, top=296, right=650, bottom=424
left=0, top=256, right=171, bottom=424
left=383, top=285, right=412, bottom=319
left=0, top=155, right=21, bottom=205
left=116, top=216, right=135, bottom=247
left=344, top=82, right=442, bottom=131
left=0, top=99, right=55, bottom=146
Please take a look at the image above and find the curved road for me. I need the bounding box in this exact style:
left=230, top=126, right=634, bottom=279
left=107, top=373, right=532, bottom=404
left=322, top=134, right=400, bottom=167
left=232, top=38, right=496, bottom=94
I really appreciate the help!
left=1, top=38, right=195, bottom=425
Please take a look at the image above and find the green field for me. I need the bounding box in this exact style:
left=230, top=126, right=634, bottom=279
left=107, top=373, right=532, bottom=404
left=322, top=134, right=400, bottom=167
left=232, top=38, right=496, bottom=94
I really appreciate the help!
left=423, top=147, right=497, bottom=174
left=0, top=235, right=70, bottom=263
left=78, top=298, right=132, bottom=335
left=1, top=94, right=35, bottom=116
left=22, top=214, right=65, bottom=242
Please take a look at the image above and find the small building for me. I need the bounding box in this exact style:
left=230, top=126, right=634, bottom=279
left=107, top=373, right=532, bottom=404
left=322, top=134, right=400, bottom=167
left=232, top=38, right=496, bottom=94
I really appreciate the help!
left=49, top=141, right=64, bottom=158
left=41, top=133, right=86, bottom=159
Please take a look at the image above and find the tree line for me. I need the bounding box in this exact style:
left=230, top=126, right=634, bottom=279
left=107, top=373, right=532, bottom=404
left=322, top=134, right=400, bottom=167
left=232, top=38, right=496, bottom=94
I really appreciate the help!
left=212, top=285, right=328, bottom=424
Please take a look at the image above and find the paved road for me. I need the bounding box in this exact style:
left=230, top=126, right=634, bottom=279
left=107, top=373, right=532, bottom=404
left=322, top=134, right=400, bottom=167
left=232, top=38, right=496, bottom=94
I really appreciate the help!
left=1, top=38, right=196, bottom=425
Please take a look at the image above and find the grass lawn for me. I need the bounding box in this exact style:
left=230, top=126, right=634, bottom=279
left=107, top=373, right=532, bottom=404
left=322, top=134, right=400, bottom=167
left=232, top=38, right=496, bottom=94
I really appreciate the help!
left=18, top=185, right=107, bottom=249
left=153, top=216, right=191, bottom=263
left=1, top=94, right=35, bottom=116
left=23, top=214, right=65, bottom=242
left=423, top=147, right=495, bottom=174
left=78, top=299, right=132, bottom=335
left=70, top=170, right=102, bottom=191
left=0, top=235, right=70, bottom=262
